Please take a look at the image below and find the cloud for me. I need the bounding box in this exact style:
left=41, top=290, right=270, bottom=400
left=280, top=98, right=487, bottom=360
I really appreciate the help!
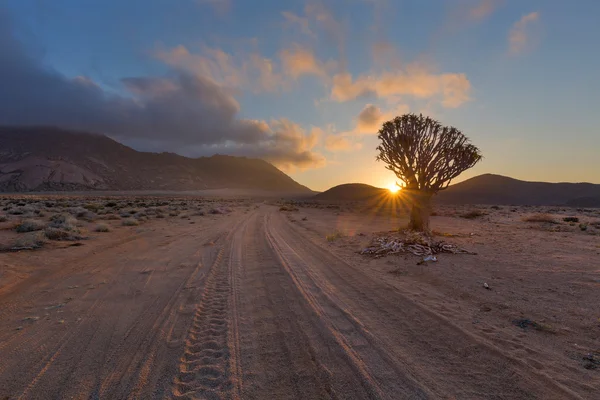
left=282, top=11, right=315, bottom=38
left=324, top=135, right=361, bottom=151
left=355, top=104, right=410, bottom=134
left=509, top=12, right=540, bottom=55
left=155, top=44, right=283, bottom=93
left=280, top=45, right=332, bottom=79
left=0, top=12, right=324, bottom=170
left=330, top=66, right=471, bottom=108
left=469, top=0, right=498, bottom=20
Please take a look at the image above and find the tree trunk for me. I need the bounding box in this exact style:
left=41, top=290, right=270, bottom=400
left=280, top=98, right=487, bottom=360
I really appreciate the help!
left=409, top=192, right=432, bottom=232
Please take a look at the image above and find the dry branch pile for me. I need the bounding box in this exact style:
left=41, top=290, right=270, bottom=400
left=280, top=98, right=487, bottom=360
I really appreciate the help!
left=361, top=231, right=476, bottom=257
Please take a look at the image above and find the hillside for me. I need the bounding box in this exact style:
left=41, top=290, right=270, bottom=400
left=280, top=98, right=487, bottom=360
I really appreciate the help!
left=437, top=174, right=600, bottom=205
left=0, top=126, right=312, bottom=193
left=315, top=175, right=600, bottom=206
left=313, top=183, right=388, bottom=202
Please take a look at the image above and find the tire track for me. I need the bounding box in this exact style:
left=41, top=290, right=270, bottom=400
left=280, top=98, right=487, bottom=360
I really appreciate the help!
left=265, top=213, right=430, bottom=399
left=271, top=209, right=583, bottom=400
left=234, top=212, right=345, bottom=399
left=171, top=213, right=251, bottom=400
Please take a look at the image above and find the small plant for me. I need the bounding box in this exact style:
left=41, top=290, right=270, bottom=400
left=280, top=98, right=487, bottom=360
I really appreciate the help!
left=523, top=214, right=557, bottom=224
left=0, top=215, right=8, bottom=222
left=326, top=231, right=344, bottom=242
left=49, top=213, right=79, bottom=230
left=83, top=203, right=103, bottom=212
left=11, top=231, right=46, bottom=250
left=122, top=218, right=139, bottom=226
left=490, top=205, right=501, bottom=210
left=279, top=205, right=299, bottom=212
left=77, top=211, right=97, bottom=222
left=579, top=223, right=588, bottom=231
left=15, top=219, right=45, bottom=233
left=460, top=210, right=486, bottom=219
left=94, top=223, right=111, bottom=232
left=563, top=216, right=579, bottom=223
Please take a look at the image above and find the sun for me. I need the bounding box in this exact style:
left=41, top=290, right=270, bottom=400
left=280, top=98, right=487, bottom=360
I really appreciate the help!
left=387, top=183, right=401, bottom=194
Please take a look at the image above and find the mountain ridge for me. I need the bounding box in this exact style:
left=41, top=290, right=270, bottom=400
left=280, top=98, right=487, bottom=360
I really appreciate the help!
left=314, top=174, right=600, bottom=206
left=0, top=126, right=312, bottom=193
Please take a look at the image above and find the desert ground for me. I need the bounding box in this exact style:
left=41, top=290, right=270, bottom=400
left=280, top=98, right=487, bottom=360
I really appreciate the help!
left=0, top=195, right=599, bottom=399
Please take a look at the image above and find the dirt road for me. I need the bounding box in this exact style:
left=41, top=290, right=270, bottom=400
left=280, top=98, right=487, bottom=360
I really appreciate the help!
left=0, top=206, right=587, bottom=399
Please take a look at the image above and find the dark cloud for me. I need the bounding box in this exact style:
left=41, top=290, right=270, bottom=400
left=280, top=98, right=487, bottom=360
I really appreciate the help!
left=0, top=10, right=324, bottom=170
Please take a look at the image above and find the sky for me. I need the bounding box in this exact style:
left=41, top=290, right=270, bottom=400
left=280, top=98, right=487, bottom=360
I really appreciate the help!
left=1, top=0, right=599, bottom=191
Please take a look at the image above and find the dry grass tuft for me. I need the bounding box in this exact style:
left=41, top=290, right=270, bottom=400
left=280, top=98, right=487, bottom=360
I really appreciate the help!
left=326, top=231, right=345, bottom=242
left=94, top=223, right=111, bottom=232
left=460, top=210, right=486, bottom=219
left=15, top=219, right=45, bottom=233
left=122, top=218, right=139, bottom=226
left=523, top=214, right=557, bottom=224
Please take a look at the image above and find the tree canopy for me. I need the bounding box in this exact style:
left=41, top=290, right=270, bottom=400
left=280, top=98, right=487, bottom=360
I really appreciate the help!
left=376, top=113, right=482, bottom=193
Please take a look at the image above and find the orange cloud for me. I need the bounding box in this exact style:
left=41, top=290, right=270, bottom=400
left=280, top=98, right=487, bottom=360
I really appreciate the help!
left=355, top=104, right=410, bottom=134
left=324, top=135, right=360, bottom=151
left=509, top=12, right=540, bottom=55
left=280, top=46, right=328, bottom=79
left=331, top=66, right=471, bottom=108
left=469, top=0, right=498, bottom=20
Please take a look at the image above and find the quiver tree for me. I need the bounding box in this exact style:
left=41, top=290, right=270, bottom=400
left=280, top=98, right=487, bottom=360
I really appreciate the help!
left=376, top=113, right=482, bottom=232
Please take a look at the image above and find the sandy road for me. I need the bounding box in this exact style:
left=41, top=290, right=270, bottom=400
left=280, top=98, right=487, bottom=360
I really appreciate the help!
left=0, top=205, right=584, bottom=399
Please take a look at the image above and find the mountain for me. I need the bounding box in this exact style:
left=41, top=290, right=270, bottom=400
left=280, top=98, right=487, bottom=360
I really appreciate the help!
left=0, top=126, right=312, bottom=193
left=436, top=174, right=600, bottom=205
left=313, top=183, right=388, bottom=202
left=315, top=174, right=600, bottom=206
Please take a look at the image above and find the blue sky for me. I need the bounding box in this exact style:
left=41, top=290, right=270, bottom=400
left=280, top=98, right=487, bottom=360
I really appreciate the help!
left=3, top=0, right=600, bottom=190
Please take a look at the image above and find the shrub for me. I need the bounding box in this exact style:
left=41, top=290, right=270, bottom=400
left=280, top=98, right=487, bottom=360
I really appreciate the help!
left=104, top=201, right=118, bottom=208
left=326, top=231, right=344, bottom=242
left=460, top=210, right=486, bottom=219
left=49, top=213, right=78, bottom=230
left=15, top=219, right=45, bottom=233
left=94, top=223, right=111, bottom=232
left=77, top=211, right=97, bottom=222
left=563, top=217, right=579, bottom=223
left=0, top=215, right=9, bottom=222
left=12, top=231, right=46, bottom=249
left=122, top=218, right=139, bottom=226
left=579, top=223, right=588, bottom=231
left=279, top=205, right=299, bottom=212
left=44, top=227, right=83, bottom=241
left=83, top=203, right=103, bottom=212
left=522, top=214, right=556, bottom=223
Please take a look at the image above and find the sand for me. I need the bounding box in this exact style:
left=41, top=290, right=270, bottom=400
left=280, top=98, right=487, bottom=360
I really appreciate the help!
left=0, top=200, right=598, bottom=399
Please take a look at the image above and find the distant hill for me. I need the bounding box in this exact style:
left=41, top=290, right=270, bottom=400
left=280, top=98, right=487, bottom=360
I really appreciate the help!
left=0, top=126, right=312, bottom=193
left=313, top=183, right=388, bottom=202
left=437, top=174, right=600, bottom=206
left=315, top=174, right=600, bottom=206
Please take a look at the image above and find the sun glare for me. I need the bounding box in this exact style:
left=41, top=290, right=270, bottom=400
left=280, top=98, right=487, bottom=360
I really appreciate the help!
left=387, top=183, right=400, bottom=194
